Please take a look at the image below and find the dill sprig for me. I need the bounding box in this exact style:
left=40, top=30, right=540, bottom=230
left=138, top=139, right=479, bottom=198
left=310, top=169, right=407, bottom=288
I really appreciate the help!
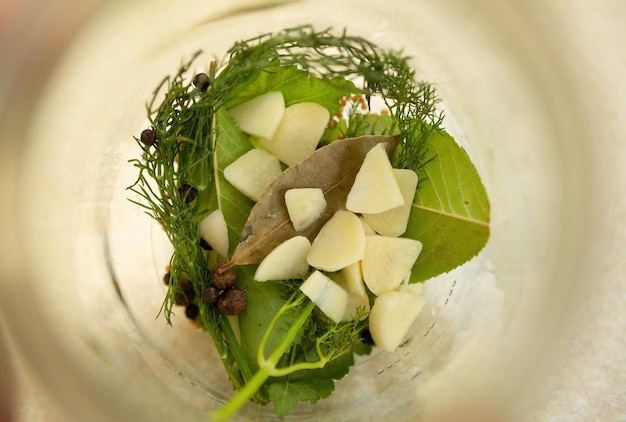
left=128, top=54, right=260, bottom=400
left=128, top=52, right=214, bottom=324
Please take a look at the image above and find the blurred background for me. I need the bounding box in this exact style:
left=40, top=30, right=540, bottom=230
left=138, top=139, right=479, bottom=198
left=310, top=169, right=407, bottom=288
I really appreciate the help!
left=1, top=0, right=625, bottom=421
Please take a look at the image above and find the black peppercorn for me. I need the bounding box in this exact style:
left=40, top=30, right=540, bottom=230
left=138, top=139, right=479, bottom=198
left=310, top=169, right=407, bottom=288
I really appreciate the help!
left=199, top=237, right=213, bottom=251
left=180, top=278, right=195, bottom=296
left=201, top=286, right=219, bottom=305
left=178, top=184, right=198, bottom=203
left=211, top=262, right=237, bottom=291
left=174, top=278, right=195, bottom=305
left=140, top=128, right=157, bottom=146
left=193, top=73, right=210, bottom=91
left=185, top=304, right=199, bottom=320
left=174, top=292, right=188, bottom=306
left=360, top=329, right=375, bottom=346
left=217, top=288, right=247, bottom=315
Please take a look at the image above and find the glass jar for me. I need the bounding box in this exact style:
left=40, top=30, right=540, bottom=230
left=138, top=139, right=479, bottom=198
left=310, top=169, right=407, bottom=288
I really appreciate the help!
left=0, top=0, right=589, bottom=420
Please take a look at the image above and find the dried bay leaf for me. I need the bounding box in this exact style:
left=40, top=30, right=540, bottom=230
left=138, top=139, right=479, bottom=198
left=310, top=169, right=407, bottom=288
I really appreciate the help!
left=231, top=134, right=401, bottom=265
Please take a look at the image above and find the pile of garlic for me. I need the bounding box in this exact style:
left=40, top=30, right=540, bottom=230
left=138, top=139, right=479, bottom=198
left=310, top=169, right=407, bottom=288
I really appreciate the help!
left=199, top=91, right=426, bottom=352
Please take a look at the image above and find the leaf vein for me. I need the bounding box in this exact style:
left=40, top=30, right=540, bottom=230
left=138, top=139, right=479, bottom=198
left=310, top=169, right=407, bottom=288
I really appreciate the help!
left=410, top=204, right=489, bottom=227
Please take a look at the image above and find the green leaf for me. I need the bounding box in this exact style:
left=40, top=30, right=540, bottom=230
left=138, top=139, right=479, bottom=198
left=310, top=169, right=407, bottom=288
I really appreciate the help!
left=319, top=118, right=347, bottom=145
left=321, top=111, right=397, bottom=146
left=215, top=107, right=253, bottom=168
left=309, top=348, right=354, bottom=380
left=213, top=108, right=256, bottom=255
left=267, top=352, right=354, bottom=416
left=223, top=65, right=360, bottom=114
left=405, top=129, right=490, bottom=282
left=347, top=113, right=397, bottom=138
left=236, top=270, right=292, bottom=372
left=268, top=378, right=333, bottom=416
left=213, top=108, right=295, bottom=379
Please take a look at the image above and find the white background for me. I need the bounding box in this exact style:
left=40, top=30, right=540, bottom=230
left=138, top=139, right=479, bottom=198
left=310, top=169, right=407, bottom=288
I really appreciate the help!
left=515, top=0, right=626, bottom=420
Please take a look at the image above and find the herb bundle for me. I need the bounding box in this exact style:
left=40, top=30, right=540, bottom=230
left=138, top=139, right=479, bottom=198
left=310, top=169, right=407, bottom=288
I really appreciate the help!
left=128, top=25, right=489, bottom=420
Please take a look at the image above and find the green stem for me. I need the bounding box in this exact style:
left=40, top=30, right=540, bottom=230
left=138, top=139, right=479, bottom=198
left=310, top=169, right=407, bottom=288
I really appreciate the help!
left=270, top=358, right=328, bottom=378
left=201, top=309, right=245, bottom=390
left=212, top=299, right=316, bottom=421
left=257, top=293, right=306, bottom=366
left=266, top=301, right=315, bottom=364
left=213, top=367, right=271, bottom=422
left=218, top=316, right=262, bottom=403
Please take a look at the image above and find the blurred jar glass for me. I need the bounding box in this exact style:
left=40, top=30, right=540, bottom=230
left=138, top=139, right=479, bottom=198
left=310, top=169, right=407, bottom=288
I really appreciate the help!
left=0, top=0, right=588, bottom=420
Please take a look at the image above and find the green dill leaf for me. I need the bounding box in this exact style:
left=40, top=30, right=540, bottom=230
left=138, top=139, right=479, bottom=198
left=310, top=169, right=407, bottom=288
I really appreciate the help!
left=405, top=128, right=490, bottom=282
left=128, top=54, right=259, bottom=396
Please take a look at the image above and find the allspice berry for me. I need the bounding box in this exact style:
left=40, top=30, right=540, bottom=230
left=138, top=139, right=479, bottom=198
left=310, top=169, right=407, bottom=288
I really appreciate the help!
left=178, top=184, right=198, bottom=203
left=140, top=128, right=157, bottom=146
left=185, top=304, right=199, bottom=320
left=199, top=237, right=212, bottom=251
left=193, top=73, right=210, bottom=91
left=174, top=292, right=187, bottom=306
left=174, top=278, right=195, bottom=306
left=217, top=288, right=247, bottom=315
left=360, top=329, right=375, bottom=346
left=201, top=286, right=219, bottom=305
left=211, top=262, right=237, bottom=290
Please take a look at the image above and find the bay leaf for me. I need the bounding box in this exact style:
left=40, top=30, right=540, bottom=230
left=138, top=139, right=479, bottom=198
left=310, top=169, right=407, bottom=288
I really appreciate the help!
left=405, top=128, right=490, bottom=283
left=230, top=134, right=401, bottom=265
